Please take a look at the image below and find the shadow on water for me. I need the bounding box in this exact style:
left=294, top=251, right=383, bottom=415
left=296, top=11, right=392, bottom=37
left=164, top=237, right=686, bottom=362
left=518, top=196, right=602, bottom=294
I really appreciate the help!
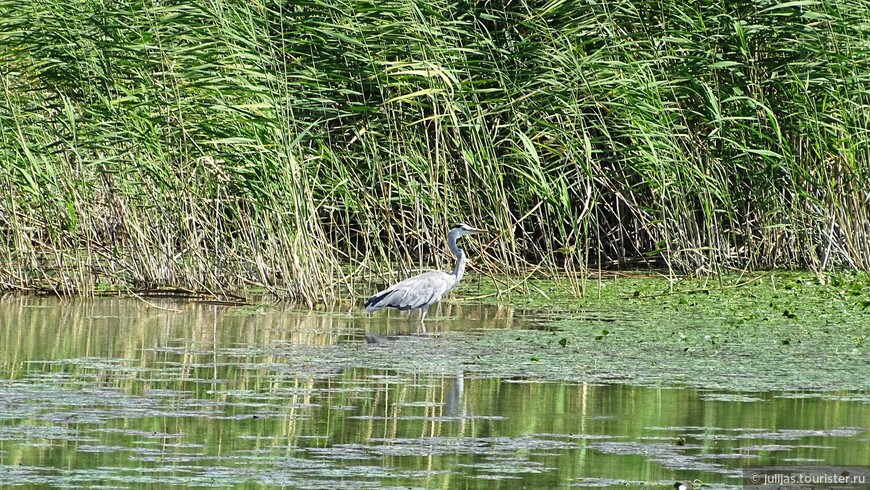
left=0, top=297, right=868, bottom=488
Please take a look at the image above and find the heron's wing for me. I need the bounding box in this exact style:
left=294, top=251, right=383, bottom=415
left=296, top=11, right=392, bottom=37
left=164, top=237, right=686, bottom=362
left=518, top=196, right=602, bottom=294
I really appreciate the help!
left=364, top=271, right=453, bottom=312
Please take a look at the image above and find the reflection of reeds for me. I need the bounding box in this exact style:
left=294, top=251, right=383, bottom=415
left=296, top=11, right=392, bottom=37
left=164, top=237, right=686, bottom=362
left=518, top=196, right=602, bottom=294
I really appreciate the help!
left=0, top=299, right=525, bottom=462
left=1, top=1, right=869, bottom=299
left=3, top=298, right=870, bottom=484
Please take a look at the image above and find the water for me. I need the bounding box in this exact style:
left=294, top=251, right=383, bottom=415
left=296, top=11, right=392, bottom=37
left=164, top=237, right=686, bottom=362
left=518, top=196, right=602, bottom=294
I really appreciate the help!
left=0, top=297, right=868, bottom=489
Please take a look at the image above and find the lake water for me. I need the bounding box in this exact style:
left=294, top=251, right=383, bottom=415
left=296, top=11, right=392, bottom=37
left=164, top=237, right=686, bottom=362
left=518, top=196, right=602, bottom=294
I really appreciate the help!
left=1, top=296, right=868, bottom=488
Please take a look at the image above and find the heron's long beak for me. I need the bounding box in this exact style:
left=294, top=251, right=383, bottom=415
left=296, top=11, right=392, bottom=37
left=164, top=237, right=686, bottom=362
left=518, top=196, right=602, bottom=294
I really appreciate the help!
left=470, top=227, right=488, bottom=234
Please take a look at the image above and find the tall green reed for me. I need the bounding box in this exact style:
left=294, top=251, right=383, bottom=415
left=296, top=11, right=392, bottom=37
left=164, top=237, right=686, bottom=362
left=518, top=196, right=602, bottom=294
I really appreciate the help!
left=0, top=0, right=868, bottom=299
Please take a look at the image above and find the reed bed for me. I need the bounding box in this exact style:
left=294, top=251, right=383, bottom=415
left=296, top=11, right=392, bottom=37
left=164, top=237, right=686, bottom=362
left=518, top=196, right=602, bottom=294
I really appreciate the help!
left=0, top=0, right=868, bottom=300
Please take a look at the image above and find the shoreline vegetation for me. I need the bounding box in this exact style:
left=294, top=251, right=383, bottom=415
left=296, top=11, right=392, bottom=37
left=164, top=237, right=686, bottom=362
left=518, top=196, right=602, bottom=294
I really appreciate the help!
left=1, top=0, right=868, bottom=302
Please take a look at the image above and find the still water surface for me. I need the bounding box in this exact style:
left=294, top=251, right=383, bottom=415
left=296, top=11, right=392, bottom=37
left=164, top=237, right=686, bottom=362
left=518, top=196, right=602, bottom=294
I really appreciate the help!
left=0, top=297, right=868, bottom=488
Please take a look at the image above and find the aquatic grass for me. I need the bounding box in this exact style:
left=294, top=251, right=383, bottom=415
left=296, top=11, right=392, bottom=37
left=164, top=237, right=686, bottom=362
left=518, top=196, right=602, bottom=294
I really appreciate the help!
left=0, top=0, right=338, bottom=301
left=1, top=0, right=869, bottom=299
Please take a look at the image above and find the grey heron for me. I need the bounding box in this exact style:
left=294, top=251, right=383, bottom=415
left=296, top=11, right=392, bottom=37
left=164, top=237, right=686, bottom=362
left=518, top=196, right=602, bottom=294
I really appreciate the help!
left=364, top=223, right=488, bottom=322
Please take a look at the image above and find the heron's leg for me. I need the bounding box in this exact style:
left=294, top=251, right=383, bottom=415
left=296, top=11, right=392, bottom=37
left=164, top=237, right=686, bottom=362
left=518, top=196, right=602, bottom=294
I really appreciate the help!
left=420, top=304, right=430, bottom=323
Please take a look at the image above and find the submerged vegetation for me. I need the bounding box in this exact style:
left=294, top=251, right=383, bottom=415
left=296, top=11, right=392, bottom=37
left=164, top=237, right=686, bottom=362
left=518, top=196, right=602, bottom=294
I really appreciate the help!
left=1, top=290, right=868, bottom=487
left=1, top=0, right=869, bottom=299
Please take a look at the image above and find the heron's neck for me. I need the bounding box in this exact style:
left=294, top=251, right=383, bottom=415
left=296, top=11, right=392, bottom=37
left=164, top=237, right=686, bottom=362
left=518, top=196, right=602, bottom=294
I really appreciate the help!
left=451, top=248, right=467, bottom=282
left=448, top=230, right=466, bottom=282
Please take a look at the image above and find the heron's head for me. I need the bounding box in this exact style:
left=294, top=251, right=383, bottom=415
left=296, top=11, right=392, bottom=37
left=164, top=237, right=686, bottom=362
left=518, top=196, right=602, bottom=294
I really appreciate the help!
left=452, top=223, right=488, bottom=237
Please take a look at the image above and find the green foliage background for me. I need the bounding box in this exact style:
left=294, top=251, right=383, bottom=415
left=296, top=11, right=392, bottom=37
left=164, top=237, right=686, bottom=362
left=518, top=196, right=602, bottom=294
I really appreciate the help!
left=1, top=0, right=868, bottom=299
